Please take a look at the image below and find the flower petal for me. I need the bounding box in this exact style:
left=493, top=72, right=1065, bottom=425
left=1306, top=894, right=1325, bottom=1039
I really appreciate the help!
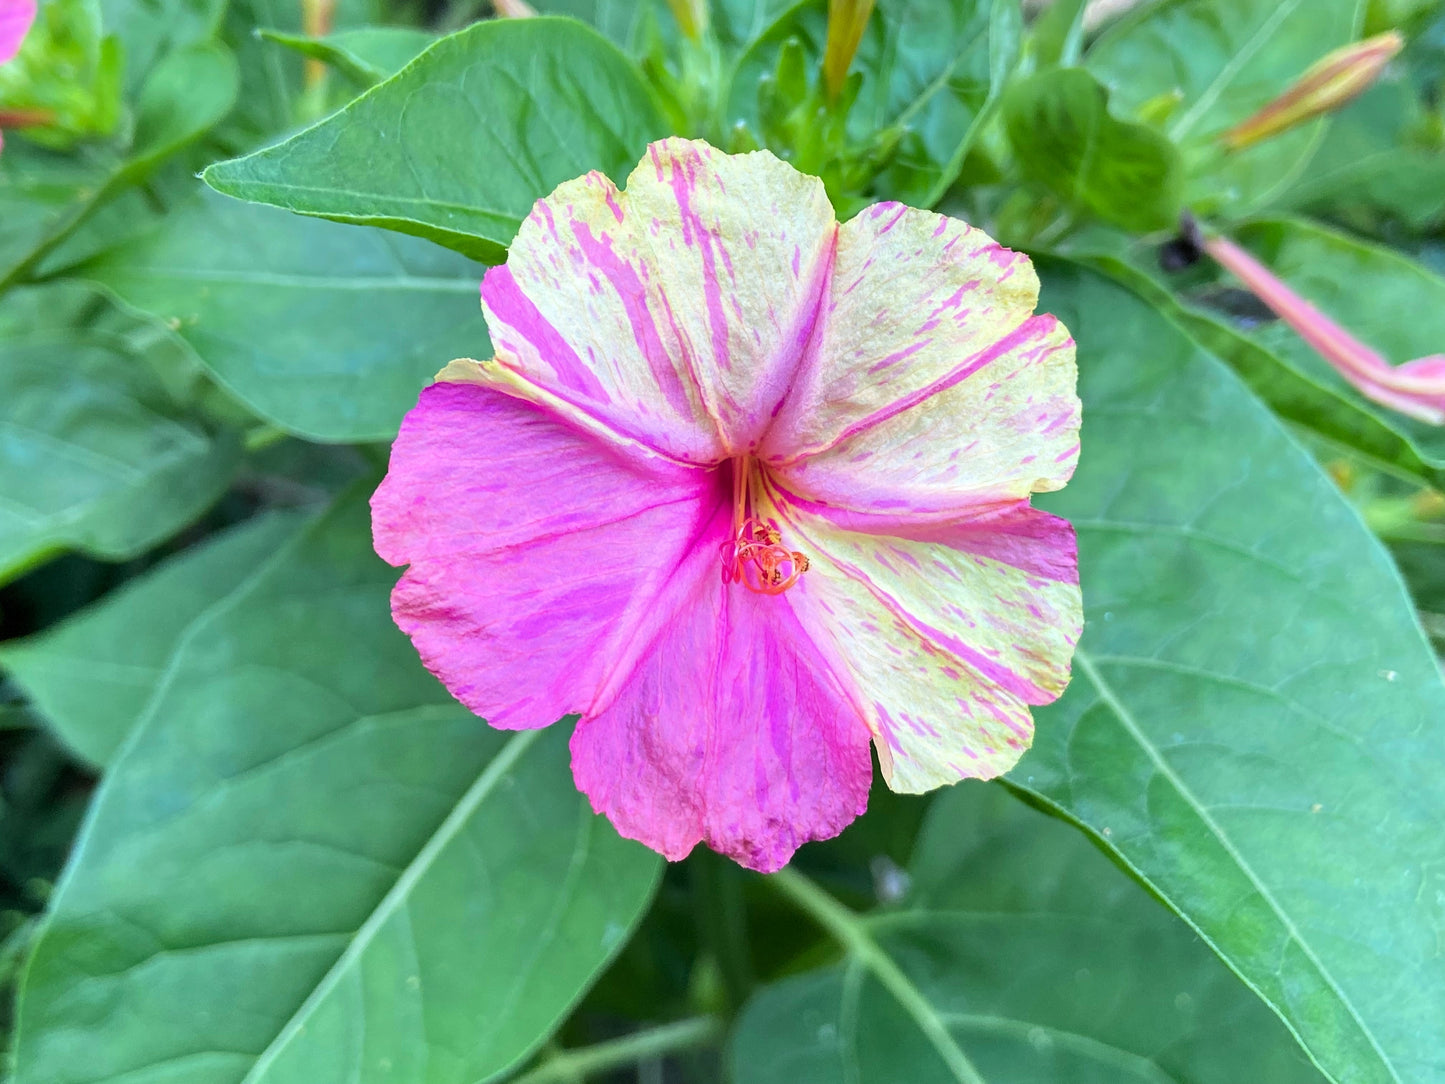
left=570, top=514, right=874, bottom=871
left=775, top=493, right=1081, bottom=792
left=481, top=137, right=837, bottom=465
left=765, top=203, right=1079, bottom=518
left=371, top=380, right=722, bottom=729
left=0, top=0, right=34, bottom=63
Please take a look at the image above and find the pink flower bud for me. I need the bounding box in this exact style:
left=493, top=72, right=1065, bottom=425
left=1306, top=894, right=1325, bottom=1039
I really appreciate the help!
left=1220, top=31, right=1403, bottom=151
left=1204, top=231, right=1445, bottom=425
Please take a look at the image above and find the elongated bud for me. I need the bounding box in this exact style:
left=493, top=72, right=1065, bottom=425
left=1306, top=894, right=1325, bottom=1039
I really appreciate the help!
left=822, top=0, right=874, bottom=102
left=1220, top=31, right=1403, bottom=151
left=302, top=0, right=336, bottom=88
left=1204, top=229, right=1445, bottom=424
left=665, top=0, right=709, bottom=40
left=493, top=0, right=537, bottom=15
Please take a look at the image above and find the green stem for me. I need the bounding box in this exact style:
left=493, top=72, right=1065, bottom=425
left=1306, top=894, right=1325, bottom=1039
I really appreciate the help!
left=509, top=1016, right=724, bottom=1084
left=767, top=867, right=987, bottom=1084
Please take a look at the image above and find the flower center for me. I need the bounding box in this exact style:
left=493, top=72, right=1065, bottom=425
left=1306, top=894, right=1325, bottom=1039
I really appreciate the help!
left=720, top=457, right=810, bottom=595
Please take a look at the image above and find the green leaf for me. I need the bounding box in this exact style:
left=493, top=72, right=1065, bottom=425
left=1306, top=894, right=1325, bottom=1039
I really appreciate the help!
left=0, top=42, right=239, bottom=291
left=203, top=18, right=669, bottom=263
left=128, top=41, right=240, bottom=164
left=1027, top=0, right=1087, bottom=68
left=256, top=27, right=434, bottom=85
left=1266, top=79, right=1445, bottom=233
left=726, top=0, right=1015, bottom=207
left=0, top=285, right=239, bottom=585
left=733, top=785, right=1326, bottom=1083
left=1002, top=68, right=1183, bottom=232
left=12, top=487, right=662, bottom=1084
left=1086, top=0, right=1366, bottom=213
left=80, top=188, right=492, bottom=443
left=101, top=0, right=228, bottom=93
left=1, top=512, right=307, bottom=768
left=1061, top=229, right=1445, bottom=489
left=1021, top=262, right=1445, bottom=1084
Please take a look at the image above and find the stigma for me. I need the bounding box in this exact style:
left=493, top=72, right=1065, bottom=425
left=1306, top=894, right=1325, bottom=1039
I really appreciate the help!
left=722, top=518, right=810, bottom=594
left=721, top=456, right=809, bottom=595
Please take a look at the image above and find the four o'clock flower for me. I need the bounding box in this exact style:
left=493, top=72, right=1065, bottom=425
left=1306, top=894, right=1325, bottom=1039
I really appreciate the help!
left=372, top=138, right=1082, bottom=872
left=0, top=0, right=37, bottom=153
left=1203, top=230, right=1445, bottom=425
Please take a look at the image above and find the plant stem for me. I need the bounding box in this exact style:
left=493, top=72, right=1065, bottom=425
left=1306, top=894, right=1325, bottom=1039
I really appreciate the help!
left=509, top=1016, right=724, bottom=1084
left=767, top=867, right=987, bottom=1084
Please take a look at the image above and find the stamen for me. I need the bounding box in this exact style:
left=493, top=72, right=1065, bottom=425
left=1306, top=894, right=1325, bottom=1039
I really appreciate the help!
left=720, top=457, right=809, bottom=594
left=721, top=517, right=809, bottom=595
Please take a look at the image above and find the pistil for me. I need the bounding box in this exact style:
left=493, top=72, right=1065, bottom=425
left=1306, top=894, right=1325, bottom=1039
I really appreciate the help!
left=720, top=457, right=810, bottom=595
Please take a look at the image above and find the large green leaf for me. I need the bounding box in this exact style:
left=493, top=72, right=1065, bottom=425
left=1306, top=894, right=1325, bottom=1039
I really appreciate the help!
left=203, top=18, right=669, bottom=263
left=1, top=512, right=307, bottom=768
left=1086, top=0, right=1366, bottom=212
left=81, top=189, right=492, bottom=443
left=1019, top=263, right=1445, bottom=1084
left=1002, top=68, right=1183, bottom=232
left=732, top=785, right=1326, bottom=1082
left=0, top=285, right=239, bottom=585
left=12, top=488, right=662, bottom=1084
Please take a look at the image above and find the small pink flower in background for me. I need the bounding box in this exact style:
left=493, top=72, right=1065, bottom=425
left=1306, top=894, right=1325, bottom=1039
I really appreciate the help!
left=1205, top=233, right=1445, bottom=425
left=0, top=0, right=36, bottom=153
left=372, top=138, right=1082, bottom=872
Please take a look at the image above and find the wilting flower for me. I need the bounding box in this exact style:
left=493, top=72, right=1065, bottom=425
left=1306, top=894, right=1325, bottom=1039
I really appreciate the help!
left=0, top=0, right=36, bottom=152
left=373, top=138, right=1082, bottom=872
left=1205, top=232, right=1445, bottom=425
left=1220, top=31, right=1403, bottom=152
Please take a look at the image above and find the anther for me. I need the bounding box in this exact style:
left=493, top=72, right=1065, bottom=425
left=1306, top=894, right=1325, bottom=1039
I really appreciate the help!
left=721, top=517, right=809, bottom=595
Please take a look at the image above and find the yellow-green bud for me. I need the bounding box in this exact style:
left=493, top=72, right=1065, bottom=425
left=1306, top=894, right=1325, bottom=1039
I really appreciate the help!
left=822, top=0, right=875, bottom=102
left=1220, top=31, right=1403, bottom=151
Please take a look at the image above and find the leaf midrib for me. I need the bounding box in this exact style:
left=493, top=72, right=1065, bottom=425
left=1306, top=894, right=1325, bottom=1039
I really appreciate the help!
left=240, top=727, right=543, bottom=1083
left=1072, top=648, right=1404, bottom=1084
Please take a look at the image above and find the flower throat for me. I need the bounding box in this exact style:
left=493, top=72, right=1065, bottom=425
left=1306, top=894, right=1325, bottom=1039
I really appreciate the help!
left=720, top=456, right=810, bottom=595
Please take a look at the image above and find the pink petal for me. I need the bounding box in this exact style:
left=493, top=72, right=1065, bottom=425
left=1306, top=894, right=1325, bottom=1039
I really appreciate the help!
left=764, top=203, right=1079, bottom=517
left=0, top=0, right=34, bottom=63
left=774, top=490, right=1081, bottom=792
left=481, top=137, right=837, bottom=465
left=371, top=380, right=722, bottom=729
left=570, top=502, right=873, bottom=871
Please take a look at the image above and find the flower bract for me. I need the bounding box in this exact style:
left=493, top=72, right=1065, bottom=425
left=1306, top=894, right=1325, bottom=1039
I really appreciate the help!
left=372, top=138, right=1082, bottom=872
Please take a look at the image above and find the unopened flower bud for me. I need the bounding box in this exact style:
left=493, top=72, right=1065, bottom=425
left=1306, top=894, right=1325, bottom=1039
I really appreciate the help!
left=822, top=0, right=874, bottom=102
left=665, top=0, right=709, bottom=40
left=1204, top=229, right=1445, bottom=424
left=1221, top=31, right=1403, bottom=151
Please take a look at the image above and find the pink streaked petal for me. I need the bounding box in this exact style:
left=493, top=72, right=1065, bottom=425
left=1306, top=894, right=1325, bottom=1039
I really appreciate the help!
left=765, top=203, right=1052, bottom=460
left=773, top=311, right=1079, bottom=517
left=371, top=380, right=723, bottom=729
left=0, top=0, right=34, bottom=62
left=775, top=493, right=1081, bottom=793
left=571, top=507, right=873, bottom=872
left=483, top=137, right=837, bottom=464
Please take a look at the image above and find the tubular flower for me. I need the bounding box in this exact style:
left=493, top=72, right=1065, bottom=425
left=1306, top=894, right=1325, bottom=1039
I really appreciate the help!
left=0, top=0, right=36, bottom=153
left=1205, top=232, right=1445, bottom=425
left=372, top=138, right=1082, bottom=872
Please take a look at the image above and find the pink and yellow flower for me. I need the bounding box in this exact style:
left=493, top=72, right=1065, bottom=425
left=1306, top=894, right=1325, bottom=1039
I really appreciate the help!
left=372, top=138, right=1082, bottom=872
